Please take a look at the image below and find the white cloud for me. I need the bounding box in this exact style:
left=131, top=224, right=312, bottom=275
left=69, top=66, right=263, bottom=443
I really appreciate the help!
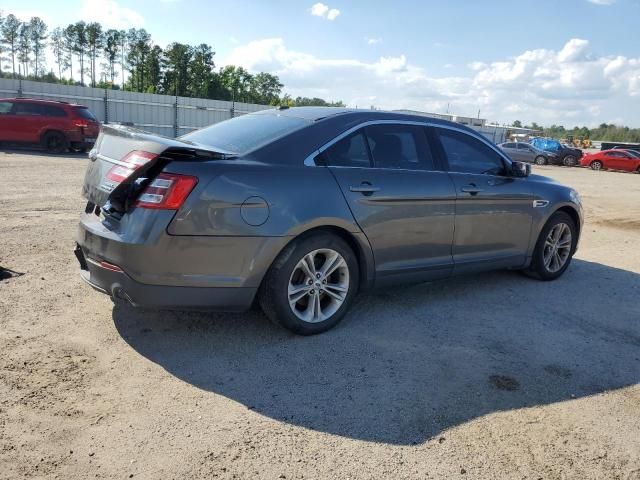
left=310, top=3, right=329, bottom=17
left=80, top=0, right=145, bottom=29
left=327, top=8, right=340, bottom=20
left=366, top=37, right=382, bottom=45
left=310, top=3, right=340, bottom=20
left=224, top=38, right=640, bottom=126
left=587, top=0, right=615, bottom=4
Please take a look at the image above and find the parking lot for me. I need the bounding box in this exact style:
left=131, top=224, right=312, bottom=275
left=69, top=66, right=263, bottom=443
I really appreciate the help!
left=0, top=149, right=639, bottom=479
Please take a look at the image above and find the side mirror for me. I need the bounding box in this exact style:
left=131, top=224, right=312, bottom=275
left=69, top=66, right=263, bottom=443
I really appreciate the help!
left=511, top=161, right=531, bottom=177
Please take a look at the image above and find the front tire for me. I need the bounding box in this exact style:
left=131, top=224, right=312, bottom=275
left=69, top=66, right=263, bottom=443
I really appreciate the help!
left=563, top=155, right=577, bottom=167
left=526, top=212, right=577, bottom=281
left=258, top=233, right=359, bottom=335
left=591, top=160, right=603, bottom=171
left=534, top=156, right=547, bottom=166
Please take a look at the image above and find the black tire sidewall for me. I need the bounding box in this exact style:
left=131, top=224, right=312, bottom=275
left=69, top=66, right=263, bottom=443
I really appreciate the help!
left=563, top=155, right=576, bottom=167
left=260, top=233, right=359, bottom=335
left=530, top=212, right=577, bottom=280
left=43, top=132, right=68, bottom=153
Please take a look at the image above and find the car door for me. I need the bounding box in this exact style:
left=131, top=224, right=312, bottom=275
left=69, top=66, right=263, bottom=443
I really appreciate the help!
left=610, top=151, right=635, bottom=171
left=516, top=143, right=535, bottom=163
left=501, top=143, right=519, bottom=161
left=8, top=102, right=43, bottom=142
left=433, top=126, right=534, bottom=274
left=320, top=123, right=456, bottom=285
left=0, top=101, right=14, bottom=141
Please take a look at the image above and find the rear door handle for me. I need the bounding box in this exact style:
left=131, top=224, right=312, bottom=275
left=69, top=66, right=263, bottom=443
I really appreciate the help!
left=461, top=184, right=483, bottom=195
left=350, top=184, right=380, bottom=195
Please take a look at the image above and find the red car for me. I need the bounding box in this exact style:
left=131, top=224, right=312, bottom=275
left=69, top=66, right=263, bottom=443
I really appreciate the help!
left=580, top=149, right=640, bottom=173
left=0, top=98, right=100, bottom=153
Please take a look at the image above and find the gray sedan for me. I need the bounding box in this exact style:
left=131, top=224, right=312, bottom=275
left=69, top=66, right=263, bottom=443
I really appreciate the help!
left=499, top=142, right=557, bottom=165
left=76, top=108, right=583, bottom=335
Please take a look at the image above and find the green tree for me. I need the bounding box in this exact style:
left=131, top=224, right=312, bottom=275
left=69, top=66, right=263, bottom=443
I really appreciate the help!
left=86, top=22, right=103, bottom=86
left=2, top=14, right=22, bottom=77
left=17, top=22, right=31, bottom=77
left=28, top=17, right=47, bottom=77
left=512, top=120, right=522, bottom=128
left=50, top=27, right=69, bottom=79
left=126, top=28, right=151, bottom=91
left=62, top=25, right=76, bottom=81
left=250, top=72, right=283, bottom=104
left=145, top=44, right=163, bottom=93
left=163, top=42, right=192, bottom=96
left=71, top=21, right=88, bottom=85
left=103, top=29, right=121, bottom=84
left=188, top=43, right=215, bottom=98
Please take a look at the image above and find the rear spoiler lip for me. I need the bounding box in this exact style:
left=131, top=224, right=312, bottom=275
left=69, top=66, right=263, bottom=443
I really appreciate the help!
left=99, top=124, right=239, bottom=158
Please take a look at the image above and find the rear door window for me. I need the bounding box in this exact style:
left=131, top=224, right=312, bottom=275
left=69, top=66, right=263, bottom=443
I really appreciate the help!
left=0, top=102, right=12, bottom=114
left=436, top=128, right=506, bottom=175
left=322, top=130, right=371, bottom=168
left=365, top=124, right=435, bottom=170
left=13, top=103, right=43, bottom=115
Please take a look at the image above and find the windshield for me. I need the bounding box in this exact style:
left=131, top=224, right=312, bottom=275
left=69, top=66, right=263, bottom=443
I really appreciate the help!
left=180, top=112, right=308, bottom=154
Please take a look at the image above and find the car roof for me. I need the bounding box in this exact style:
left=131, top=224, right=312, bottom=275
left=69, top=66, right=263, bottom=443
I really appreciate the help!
left=0, top=97, right=85, bottom=108
left=253, top=106, right=482, bottom=135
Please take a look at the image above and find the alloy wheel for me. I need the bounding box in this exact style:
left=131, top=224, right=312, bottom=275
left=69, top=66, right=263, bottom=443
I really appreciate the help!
left=543, top=223, right=572, bottom=273
left=288, top=248, right=349, bottom=323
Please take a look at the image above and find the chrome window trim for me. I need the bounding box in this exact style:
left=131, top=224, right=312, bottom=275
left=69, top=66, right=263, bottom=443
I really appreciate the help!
left=303, top=119, right=513, bottom=169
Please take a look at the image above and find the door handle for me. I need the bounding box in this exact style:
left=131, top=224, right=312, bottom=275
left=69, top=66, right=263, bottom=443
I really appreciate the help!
left=461, top=184, right=483, bottom=195
left=350, top=183, right=380, bottom=196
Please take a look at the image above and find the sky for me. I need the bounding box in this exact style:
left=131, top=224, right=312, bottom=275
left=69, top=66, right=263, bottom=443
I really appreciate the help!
left=3, top=0, right=640, bottom=127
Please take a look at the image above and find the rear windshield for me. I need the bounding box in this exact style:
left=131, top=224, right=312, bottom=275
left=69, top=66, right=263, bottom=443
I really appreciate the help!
left=180, top=112, right=308, bottom=154
left=74, top=107, right=97, bottom=121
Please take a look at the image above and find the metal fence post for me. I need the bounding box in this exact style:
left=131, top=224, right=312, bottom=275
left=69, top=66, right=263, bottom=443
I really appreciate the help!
left=104, top=88, right=109, bottom=124
left=17, top=77, right=23, bottom=97
left=174, top=95, right=179, bottom=138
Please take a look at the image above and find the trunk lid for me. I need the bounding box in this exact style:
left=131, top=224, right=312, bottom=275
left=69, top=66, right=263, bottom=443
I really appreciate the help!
left=82, top=124, right=233, bottom=212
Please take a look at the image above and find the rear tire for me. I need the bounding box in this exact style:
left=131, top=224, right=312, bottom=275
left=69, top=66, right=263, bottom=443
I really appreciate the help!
left=526, top=211, right=577, bottom=281
left=534, top=156, right=547, bottom=166
left=258, top=232, right=359, bottom=335
left=42, top=131, right=68, bottom=154
left=563, top=155, right=577, bottom=167
left=590, top=160, right=603, bottom=171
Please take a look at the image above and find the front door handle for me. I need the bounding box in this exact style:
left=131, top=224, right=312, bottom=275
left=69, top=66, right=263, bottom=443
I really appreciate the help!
left=350, top=183, right=380, bottom=196
left=461, top=184, right=483, bottom=195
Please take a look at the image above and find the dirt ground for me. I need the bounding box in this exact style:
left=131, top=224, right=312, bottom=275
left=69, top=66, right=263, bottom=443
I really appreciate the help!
left=1, top=149, right=639, bottom=480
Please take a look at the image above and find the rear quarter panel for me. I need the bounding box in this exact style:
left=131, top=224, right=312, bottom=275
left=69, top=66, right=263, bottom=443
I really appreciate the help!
left=167, top=161, right=361, bottom=237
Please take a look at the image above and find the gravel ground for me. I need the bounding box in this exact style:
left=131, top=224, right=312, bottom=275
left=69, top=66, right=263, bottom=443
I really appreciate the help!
left=1, top=149, right=639, bottom=480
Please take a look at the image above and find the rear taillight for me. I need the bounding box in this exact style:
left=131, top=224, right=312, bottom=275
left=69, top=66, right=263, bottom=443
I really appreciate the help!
left=106, top=150, right=158, bottom=183
left=73, top=119, right=89, bottom=128
left=135, top=173, right=198, bottom=210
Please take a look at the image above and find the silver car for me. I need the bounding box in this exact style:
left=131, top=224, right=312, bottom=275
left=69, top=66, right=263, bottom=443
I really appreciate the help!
left=498, top=142, right=556, bottom=165
left=76, top=108, right=583, bottom=335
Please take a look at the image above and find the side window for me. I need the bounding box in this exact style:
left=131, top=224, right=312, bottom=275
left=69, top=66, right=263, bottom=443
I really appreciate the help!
left=0, top=102, right=12, bottom=114
left=322, top=130, right=371, bottom=168
left=516, top=143, right=531, bottom=151
left=502, top=143, right=516, bottom=149
left=437, top=128, right=506, bottom=175
left=13, top=103, right=42, bottom=115
left=365, top=124, right=435, bottom=170
left=42, top=105, right=66, bottom=117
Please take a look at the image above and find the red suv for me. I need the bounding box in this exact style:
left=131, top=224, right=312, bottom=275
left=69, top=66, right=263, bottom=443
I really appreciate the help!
left=0, top=98, right=100, bottom=153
